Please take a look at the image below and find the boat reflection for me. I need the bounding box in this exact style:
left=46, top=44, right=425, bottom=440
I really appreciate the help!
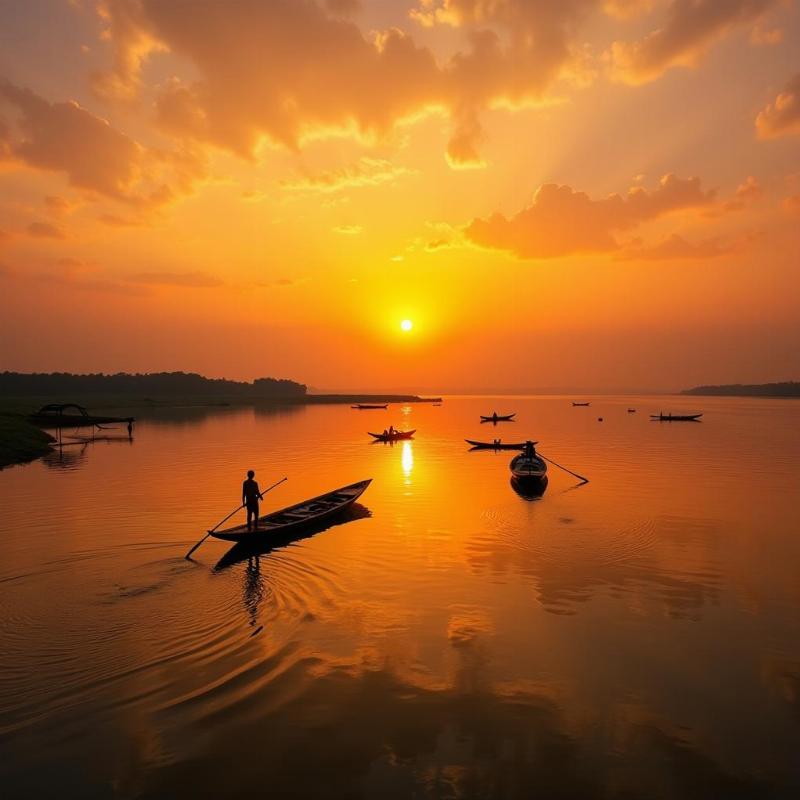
left=510, top=476, right=548, bottom=501
left=213, top=503, right=372, bottom=571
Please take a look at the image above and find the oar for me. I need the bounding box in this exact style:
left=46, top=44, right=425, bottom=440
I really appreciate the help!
left=539, top=453, right=589, bottom=484
left=185, top=477, right=288, bottom=560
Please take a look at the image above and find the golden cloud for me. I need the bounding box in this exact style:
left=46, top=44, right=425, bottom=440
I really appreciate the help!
left=610, top=0, right=778, bottom=85
left=756, top=74, right=800, bottom=139
left=465, top=174, right=716, bottom=258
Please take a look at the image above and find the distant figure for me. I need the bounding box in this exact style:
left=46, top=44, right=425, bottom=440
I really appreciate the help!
left=524, top=441, right=535, bottom=458
left=242, top=470, right=264, bottom=531
left=127, top=420, right=133, bottom=438
left=382, top=428, right=388, bottom=437
left=389, top=425, right=395, bottom=436
left=493, top=412, right=498, bottom=421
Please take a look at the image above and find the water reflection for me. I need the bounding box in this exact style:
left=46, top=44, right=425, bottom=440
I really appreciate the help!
left=401, top=440, right=414, bottom=483
left=510, top=475, right=548, bottom=500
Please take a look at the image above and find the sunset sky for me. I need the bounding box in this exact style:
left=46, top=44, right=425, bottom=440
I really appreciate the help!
left=1, top=0, right=799, bottom=392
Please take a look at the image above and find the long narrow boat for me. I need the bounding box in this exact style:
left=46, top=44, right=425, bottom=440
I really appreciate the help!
left=369, top=429, right=415, bottom=441
left=510, top=449, right=548, bottom=481
left=572, top=402, right=590, bottom=407
left=211, top=479, right=372, bottom=543
left=650, top=413, right=703, bottom=421
left=352, top=404, right=388, bottom=409
left=465, top=439, right=529, bottom=450
left=480, top=413, right=515, bottom=422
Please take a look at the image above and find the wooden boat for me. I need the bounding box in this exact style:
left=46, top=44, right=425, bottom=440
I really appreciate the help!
left=650, top=413, right=703, bottom=421
left=352, top=403, right=388, bottom=409
left=368, top=429, right=415, bottom=441
left=572, top=402, right=590, bottom=407
left=465, top=439, right=529, bottom=450
left=211, top=479, right=372, bottom=543
left=480, top=413, right=515, bottom=422
left=29, top=403, right=133, bottom=429
left=510, top=449, right=548, bottom=481
left=627, top=408, right=636, bottom=413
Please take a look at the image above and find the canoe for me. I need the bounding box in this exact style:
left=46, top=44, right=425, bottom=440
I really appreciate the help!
left=465, top=439, right=530, bottom=450
left=511, top=476, right=548, bottom=500
left=650, top=413, right=703, bottom=421
left=480, top=413, right=515, bottom=422
left=352, top=404, right=388, bottom=409
left=627, top=408, right=636, bottom=413
left=368, top=429, right=415, bottom=441
left=211, top=479, right=372, bottom=543
left=572, top=402, right=590, bottom=407
left=509, top=451, right=548, bottom=481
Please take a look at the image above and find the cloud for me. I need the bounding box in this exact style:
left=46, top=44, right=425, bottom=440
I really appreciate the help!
left=28, top=221, right=66, bottom=239
left=0, top=79, right=142, bottom=197
left=756, top=74, right=800, bottom=139
left=465, top=174, right=716, bottom=258
left=603, top=0, right=653, bottom=20
left=93, top=0, right=603, bottom=166
left=750, top=25, right=783, bottom=46
left=332, top=224, right=363, bottom=235
left=715, top=176, right=762, bottom=214
left=784, top=195, right=800, bottom=216
left=618, top=234, right=737, bottom=261
left=0, top=79, right=206, bottom=216
left=127, top=270, right=224, bottom=287
left=44, top=195, right=75, bottom=215
left=281, top=157, right=413, bottom=193
left=609, top=0, right=778, bottom=85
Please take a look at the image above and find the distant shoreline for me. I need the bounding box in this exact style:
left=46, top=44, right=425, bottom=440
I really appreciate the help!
left=681, top=382, right=800, bottom=398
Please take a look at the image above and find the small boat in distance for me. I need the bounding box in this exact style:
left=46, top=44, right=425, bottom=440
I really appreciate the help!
left=369, top=429, right=416, bottom=441
left=466, top=439, right=529, bottom=450
left=352, top=404, right=388, bottom=409
left=510, top=442, right=548, bottom=482
left=627, top=408, right=636, bottom=413
left=572, top=402, right=590, bottom=407
left=651, top=413, right=703, bottom=422
left=211, top=479, right=372, bottom=543
left=480, top=412, right=516, bottom=423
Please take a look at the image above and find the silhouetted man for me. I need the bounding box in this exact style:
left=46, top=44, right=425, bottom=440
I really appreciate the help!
left=242, top=470, right=263, bottom=531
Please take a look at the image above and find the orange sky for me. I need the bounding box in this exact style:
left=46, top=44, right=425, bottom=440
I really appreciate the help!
left=1, top=0, right=799, bottom=392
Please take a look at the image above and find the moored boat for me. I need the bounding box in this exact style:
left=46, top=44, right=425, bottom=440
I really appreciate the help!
left=352, top=404, right=388, bottom=409
left=572, top=402, right=590, bottom=407
left=509, top=442, right=548, bottom=481
left=466, top=439, right=529, bottom=450
left=211, top=479, right=372, bottom=543
left=369, top=429, right=415, bottom=441
left=650, top=413, right=703, bottom=421
left=480, top=412, right=515, bottom=422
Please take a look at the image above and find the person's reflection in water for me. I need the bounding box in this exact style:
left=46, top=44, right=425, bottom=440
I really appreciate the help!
left=243, top=554, right=265, bottom=634
left=242, top=470, right=263, bottom=531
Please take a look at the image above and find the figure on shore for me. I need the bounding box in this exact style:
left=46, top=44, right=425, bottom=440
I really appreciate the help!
left=242, top=470, right=264, bottom=531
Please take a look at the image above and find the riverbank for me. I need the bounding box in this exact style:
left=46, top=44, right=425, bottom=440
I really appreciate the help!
left=0, top=414, right=56, bottom=469
left=0, top=393, right=440, bottom=468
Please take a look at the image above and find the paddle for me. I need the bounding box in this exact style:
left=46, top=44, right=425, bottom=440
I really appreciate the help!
left=184, top=476, right=288, bottom=560
left=539, top=453, right=589, bottom=484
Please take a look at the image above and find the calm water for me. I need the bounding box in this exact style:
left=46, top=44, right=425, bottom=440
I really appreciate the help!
left=1, top=396, right=799, bottom=799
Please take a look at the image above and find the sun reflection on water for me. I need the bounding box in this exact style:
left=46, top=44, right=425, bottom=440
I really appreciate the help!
left=401, top=440, right=414, bottom=483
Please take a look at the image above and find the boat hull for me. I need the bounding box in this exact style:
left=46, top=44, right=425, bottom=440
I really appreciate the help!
left=466, top=439, right=529, bottom=450
left=650, top=414, right=703, bottom=421
left=368, top=430, right=415, bottom=441
left=509, top=453, right=548, bottom=481
left=211, top=479, right=371, bottom=543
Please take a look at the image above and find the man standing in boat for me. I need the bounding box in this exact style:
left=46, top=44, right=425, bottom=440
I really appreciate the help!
left=242, top=470, right=264, bottom=531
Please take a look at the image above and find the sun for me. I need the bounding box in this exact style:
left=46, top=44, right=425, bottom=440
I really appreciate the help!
left=400, top=319, right=413, bottom=332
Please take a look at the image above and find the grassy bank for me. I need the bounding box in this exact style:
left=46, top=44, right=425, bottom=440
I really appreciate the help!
left=0, top=413, right=55, bottom=470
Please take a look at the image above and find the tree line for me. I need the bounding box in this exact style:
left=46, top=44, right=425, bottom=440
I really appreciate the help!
left=0, top=372, right=307, bottom=397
